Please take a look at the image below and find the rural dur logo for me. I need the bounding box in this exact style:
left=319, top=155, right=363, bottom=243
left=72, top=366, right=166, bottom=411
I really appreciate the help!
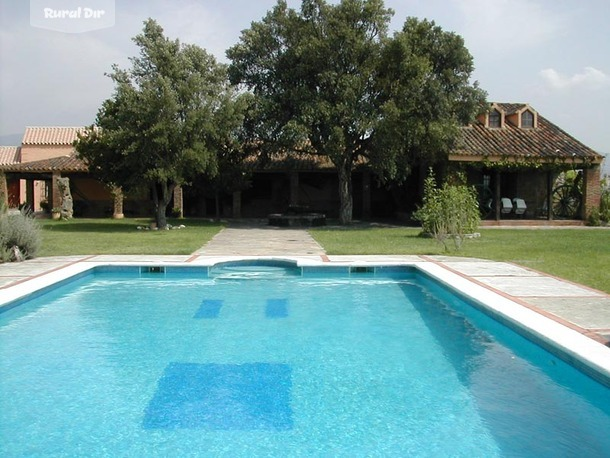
left=30, top=0, right=115, bottom=33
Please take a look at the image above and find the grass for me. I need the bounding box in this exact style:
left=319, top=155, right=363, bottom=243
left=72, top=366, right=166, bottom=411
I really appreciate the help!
left=34, top=218, right=609, bottom=293
left=38, top=218, right=224, bottom=256
left=310, top=226, right=610, bottom=293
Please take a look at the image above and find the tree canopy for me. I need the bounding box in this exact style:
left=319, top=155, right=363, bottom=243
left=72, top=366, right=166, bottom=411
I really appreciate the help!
left=227, top=0, right=486, bottom=223
left=76, top=19, right=246, bottom=228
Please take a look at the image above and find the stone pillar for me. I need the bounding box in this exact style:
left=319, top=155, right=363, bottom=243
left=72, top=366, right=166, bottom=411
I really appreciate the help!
left=583, top=165, right=601, bottom=219
left=494, top=169, right=501, bottom=220
left=362, top=171, right=371, bottom=220
left=26, top=179, right=36, bottom=211
left=57, top=176, right=73, bottom=219
left=173, top=185, right=183, bottom=218
left=0, top=171, right=8, bottom=212
left=232, top=191, right=242, bottom=218
left=51, top=172, right=61, bottom=210
left=546, top=171, right=554, bottom=221
left=111, top=186, right=124, bottom=219
left=289, top=171, right=299, bottom=206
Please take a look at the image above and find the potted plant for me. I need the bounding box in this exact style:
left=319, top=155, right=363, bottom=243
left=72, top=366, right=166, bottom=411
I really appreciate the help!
left=51, top=207, right=61, bottom=220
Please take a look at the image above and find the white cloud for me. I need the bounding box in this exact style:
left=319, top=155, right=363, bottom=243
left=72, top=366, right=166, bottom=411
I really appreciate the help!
left=539, top=67, right=610, bottom=90
left=450, top=0, right=566, bottom=54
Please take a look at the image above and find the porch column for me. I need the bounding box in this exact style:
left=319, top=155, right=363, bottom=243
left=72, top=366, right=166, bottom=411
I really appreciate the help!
left=25, top=179, right=35, bottom=210
left=232, top=191, right=242, bottom=218
left=173, top=185, right=183, bottom=218
left=546, top=171, right=554, bottom=221
left=0, top=171, right=7, bottom=211
left=289, top=171, right=299, bottom=206
left=50, top=172, right=61, bottom=210
left=494, top=169, right=501, bottom=220
left=582, top=165, right=601, bottom=219
left=362, top=170, right=371, bottom=220
left=111, top=186, right=124, bottom=219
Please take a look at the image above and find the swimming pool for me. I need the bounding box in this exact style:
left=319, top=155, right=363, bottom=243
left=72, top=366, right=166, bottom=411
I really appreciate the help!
left=1, top=261, right=609, bottom=456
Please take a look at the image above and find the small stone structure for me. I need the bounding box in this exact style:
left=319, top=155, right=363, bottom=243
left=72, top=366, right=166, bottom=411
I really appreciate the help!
left=57, top=177, right=73, bottom=219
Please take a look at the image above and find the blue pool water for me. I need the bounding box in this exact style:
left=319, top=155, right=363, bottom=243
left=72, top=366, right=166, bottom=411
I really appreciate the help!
left=1, top=266, right=609, bottom=456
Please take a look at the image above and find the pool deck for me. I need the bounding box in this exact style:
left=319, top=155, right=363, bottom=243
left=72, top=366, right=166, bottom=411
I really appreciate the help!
left=2, top=223, right=609, bottom=382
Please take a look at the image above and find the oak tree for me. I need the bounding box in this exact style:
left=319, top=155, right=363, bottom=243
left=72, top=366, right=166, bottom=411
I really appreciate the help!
left=227, top=0, right=485, bottom=223
left=77, top=19, right=245, bottom=228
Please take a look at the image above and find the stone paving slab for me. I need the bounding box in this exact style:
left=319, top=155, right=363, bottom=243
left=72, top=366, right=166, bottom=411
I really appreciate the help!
left=525, top=297, right=610, bottom=330
left=0, top=258, right=84, bottom=287
left=0, top=260, right=72, bottom=275
left=439, top=261, right=542, bottom=277
left=473, top=275, right=605, bottom=297
left=194, top=227, right=325, bottom=256
left=0, top=276, right=28, bottom=288
left=88, top=255, right=191, bottom=263
left=325, top=255, right=424, bottom=263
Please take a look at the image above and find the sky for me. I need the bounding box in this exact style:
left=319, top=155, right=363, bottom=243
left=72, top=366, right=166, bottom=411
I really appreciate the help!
left=1, top=0, right=609, bottom=173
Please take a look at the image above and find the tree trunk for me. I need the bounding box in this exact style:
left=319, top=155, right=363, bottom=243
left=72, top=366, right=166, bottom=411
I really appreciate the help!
left=337, top=160, right=353, bottom=224
left=215, top=192, right=221, bottom=220
left=152, top=181, right=175, bottom=229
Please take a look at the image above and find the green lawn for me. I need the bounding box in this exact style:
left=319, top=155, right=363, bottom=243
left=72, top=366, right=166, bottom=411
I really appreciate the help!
left=310, top=226, right=610, bottom=293
left=35, top=219, right=609, bottom=293
left=38, top=218, right=224, bottom=256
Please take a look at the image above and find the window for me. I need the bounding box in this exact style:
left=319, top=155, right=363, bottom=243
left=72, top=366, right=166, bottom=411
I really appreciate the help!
left=521, top=110, right=534, bottom=128
left=488, top=109, right=501, bottom=128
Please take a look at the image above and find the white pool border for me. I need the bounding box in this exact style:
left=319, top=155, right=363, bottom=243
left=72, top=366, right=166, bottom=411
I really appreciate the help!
left=2, top=257, right=609, bottom=387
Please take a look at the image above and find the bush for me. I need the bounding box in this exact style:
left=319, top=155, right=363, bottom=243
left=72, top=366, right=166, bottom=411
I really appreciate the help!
left=0, top=209, right=42, bottom=262
left=600, top=176, right=610, bottom=223
left=587, top=207, right=601, bottom=226
left=413, top=170, right=480, bottom=251
left=588, top=176, right=610, bottom=226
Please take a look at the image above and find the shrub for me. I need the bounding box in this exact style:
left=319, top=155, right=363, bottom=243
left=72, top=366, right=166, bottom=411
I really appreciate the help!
left=413, top=170, right=480, bottom=251
left=589, top=176, right=610, bottom=226
left=600, top=176, right=610, bottom=223
left=587, top=207, right=601, bottom=227
left=0, top=209, right=41, bottom=262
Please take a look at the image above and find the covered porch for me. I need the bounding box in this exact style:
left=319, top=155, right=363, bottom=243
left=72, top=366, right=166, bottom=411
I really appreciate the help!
left=451, top=157, right=603, bottom=224
left=0, top=156, right=126, bottom=218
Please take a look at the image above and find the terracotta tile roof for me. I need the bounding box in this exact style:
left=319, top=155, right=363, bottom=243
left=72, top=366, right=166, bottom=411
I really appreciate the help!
left=22, top=126, right=86, bottom=145
left=494, top=102, right=529, bottom=114
left=0, top=155, right=87, bottom=173
left=455, top=109, right=603, bottom=164
left=0, top=146, right=20, bottom=165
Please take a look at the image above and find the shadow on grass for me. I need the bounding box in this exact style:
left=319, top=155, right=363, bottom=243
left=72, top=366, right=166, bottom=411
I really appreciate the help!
left=40, top=218, right=223, bottom=234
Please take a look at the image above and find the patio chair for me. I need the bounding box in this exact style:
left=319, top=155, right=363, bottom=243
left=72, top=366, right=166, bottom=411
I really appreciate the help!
left=513, top=198, right=527, bottom=216
left=501, top=198, right=513, bottom=214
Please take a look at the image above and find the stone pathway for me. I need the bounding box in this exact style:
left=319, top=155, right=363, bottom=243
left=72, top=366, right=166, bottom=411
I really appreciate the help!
left=193, top=224, right=325, bottom=256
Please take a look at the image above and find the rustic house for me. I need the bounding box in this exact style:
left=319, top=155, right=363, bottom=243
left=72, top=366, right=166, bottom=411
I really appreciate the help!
left=0, top=103, right=605, bottom=223
left=0, top=127, right=159, bottom=218
left=219, top=102, right=604, bottom=222
left=0, top=127, right=117, bottom=216
left=451, top=103, right=604, bottom=222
